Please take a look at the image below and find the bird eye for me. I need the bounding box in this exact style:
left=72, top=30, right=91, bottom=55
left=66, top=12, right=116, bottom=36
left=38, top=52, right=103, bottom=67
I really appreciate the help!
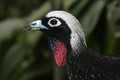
left=48, top=18, right=61, bottom=27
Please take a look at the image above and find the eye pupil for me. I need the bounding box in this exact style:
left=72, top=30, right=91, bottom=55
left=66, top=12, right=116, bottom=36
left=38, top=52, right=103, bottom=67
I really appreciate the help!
left=50, top=19, right=57, bottom=25
left=48, top=18, right=61, bottom=27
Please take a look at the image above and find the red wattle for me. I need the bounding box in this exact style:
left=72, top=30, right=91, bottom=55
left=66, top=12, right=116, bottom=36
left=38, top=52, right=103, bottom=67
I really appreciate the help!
left=54, top=40, right=67, bottom=67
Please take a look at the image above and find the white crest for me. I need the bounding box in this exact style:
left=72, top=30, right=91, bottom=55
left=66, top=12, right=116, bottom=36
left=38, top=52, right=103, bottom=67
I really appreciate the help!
left=46, top=11, right=87, bottom=53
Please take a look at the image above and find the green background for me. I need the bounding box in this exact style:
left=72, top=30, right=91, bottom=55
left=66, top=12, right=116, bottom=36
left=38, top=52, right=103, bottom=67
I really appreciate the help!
left=0, top=0, right=120, bottom=80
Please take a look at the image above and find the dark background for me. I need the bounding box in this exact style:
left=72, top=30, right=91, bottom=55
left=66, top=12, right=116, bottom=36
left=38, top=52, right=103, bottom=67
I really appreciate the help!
left=0, top=0, right=120, bottom=80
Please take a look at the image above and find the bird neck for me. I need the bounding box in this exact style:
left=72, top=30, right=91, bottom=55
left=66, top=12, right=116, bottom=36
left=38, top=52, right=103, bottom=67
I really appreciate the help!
left=69, top=32, right=87, bottom=56
left=66, top=36, right=87, bottom=80
left=67, top=41, right=87, bottom=60
left=66, top=48, right=88, bottom=80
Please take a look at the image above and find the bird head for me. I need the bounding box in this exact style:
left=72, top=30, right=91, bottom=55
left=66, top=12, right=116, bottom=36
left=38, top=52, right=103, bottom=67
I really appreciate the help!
left=24, top=11, right=87, bottom=67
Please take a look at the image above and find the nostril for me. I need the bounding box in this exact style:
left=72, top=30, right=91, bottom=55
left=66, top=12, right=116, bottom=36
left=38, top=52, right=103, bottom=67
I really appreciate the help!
left=31, top=23, right=36, bottom=25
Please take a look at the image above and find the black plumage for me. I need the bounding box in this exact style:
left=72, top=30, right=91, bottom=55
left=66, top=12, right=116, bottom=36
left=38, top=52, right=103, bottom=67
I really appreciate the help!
left=24, top=10, right=120, bottom=80
left=67, top=48, right=120, bottom=80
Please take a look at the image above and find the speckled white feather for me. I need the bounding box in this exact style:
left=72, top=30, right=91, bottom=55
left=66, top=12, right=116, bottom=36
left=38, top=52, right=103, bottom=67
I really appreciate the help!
left=46, top=11, right=87, bottom=53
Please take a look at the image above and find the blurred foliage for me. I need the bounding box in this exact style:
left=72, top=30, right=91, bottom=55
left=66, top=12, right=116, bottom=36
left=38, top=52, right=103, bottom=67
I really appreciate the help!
left=0, top=0, right=120, bottom=80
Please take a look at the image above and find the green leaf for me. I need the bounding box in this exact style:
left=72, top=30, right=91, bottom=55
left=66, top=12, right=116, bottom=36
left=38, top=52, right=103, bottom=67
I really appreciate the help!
left=0, top=18, right=24, bottom=40
left=69, top=0, right=89, bottom=16
left=63, top=0, right=76, bottom=10
left=0, top=1, right=52, bottom=41
left=106, top=0, right=120, bottom=55
left=0, top=44, right=28, bottom=80
left=18, top=63, right=52, bottom=80
left=80, top=0, right=105, bottom=37
left=25, top=1, right=52, bottom=22
left=107, top=0, right=120, bottom=38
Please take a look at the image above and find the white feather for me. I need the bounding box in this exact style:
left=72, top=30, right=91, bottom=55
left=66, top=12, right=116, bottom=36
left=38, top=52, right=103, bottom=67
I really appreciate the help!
left=46, top=11, right=87, bottom=53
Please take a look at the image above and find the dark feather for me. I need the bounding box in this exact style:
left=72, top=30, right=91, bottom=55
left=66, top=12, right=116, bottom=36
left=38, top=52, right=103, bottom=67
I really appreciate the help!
left=66, top=49, right=120, bottom=80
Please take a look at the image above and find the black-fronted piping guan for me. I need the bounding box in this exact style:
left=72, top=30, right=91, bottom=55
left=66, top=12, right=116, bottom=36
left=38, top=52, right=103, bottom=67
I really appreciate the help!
left=24, top=11, right=120, bottom=80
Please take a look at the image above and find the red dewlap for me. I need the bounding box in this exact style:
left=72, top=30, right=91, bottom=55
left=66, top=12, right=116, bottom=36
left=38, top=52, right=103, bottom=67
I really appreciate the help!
left=54, top=40, right=67, bottom=67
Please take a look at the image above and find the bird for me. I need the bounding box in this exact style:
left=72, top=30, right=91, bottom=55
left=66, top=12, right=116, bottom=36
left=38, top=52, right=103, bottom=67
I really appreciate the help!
left=24, top=11, right=120, bottom=80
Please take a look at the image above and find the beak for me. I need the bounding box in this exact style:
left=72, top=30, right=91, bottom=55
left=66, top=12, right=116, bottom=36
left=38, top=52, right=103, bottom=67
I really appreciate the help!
left=24, top=20, right=48, bottom=31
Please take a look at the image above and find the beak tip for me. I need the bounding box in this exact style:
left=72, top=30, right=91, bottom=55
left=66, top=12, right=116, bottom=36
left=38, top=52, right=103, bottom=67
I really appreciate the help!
left=23, top=28, right=27, bottom=32
left=23, top=25, right=31, bottom=32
